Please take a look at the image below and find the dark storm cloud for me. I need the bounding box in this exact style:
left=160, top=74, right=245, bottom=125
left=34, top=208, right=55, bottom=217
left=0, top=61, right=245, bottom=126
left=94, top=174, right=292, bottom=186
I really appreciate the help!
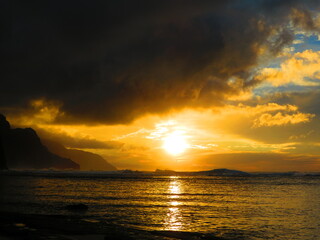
left=1, top=0, right=319, bottom=124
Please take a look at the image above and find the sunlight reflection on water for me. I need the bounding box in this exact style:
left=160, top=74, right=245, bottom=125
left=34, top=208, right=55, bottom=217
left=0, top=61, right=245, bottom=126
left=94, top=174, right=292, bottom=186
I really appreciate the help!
left=164, top=176, right=183, bottom=231
left=1, top=174, right=320, bottom=239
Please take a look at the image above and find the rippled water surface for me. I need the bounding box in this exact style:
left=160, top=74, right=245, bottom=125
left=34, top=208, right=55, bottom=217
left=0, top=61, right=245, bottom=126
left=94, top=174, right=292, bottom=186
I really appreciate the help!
left=1, top=174, right=320, bottom=239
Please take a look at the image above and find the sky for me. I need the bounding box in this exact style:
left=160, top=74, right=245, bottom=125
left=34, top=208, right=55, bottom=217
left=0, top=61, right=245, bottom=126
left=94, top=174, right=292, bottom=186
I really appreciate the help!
left=1, top=0, right=320, bottom=172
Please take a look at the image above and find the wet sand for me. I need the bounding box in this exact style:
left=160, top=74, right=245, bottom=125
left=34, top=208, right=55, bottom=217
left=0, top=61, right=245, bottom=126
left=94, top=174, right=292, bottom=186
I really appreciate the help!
left=0, top=212, right=224, bottom=240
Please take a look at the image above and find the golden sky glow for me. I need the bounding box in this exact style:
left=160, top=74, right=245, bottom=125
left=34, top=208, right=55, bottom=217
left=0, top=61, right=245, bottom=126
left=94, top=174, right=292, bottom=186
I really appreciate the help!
left=2, top=2, right=320, bottom=172
left=9, top=99, right=320, bottom=172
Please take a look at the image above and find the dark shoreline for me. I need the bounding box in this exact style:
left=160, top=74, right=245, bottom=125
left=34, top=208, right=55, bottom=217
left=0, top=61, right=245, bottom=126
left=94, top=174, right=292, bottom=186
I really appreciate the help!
left=0, top=211, right=225, bottom=240
left=2, top=169, right=320, bottom=179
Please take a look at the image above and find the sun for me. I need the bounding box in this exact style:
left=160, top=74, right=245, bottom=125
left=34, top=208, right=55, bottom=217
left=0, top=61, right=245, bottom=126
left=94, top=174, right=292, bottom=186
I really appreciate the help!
left=162, top=130, right=190, bottom=155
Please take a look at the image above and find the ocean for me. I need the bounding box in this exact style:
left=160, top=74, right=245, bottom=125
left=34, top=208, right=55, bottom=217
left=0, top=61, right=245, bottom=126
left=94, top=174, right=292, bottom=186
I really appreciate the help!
left=0, top=172, right=319, bottom=239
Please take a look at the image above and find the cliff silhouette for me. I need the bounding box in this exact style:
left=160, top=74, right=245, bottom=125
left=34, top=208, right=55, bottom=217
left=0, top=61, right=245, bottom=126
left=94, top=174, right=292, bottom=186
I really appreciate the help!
left=0, top=137, right=7, bottom=170
left=0, top=115, right=8, bottom=169
left=0, top=114, right=11, bottom=170
left=42, top=139, right=117, bottom=171
left=0, top=114, right=79, bottom=170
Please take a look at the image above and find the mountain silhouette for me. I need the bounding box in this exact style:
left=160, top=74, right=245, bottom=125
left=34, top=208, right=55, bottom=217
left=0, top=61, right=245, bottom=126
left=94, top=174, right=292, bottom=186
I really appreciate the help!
left=0, top=114, right=79, bottom=170
left=42, top=139, right=117, bottom=171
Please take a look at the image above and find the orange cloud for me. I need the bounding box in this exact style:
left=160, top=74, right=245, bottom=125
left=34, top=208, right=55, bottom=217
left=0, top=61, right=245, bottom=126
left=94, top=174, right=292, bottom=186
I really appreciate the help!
left=253, top=112, right=314, bottom=127
left=257, top=50, right=320, bottom=86
left=221, top=103, right=313, bottom=128
left=227, top=103, right=298, bottom=114
left=6, top=99, right=64, bottom=126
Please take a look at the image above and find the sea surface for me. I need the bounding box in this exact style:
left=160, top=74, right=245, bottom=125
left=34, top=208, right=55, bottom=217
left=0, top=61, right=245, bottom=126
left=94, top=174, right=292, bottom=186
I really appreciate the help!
left=0, top=172, right=320, bottom=239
